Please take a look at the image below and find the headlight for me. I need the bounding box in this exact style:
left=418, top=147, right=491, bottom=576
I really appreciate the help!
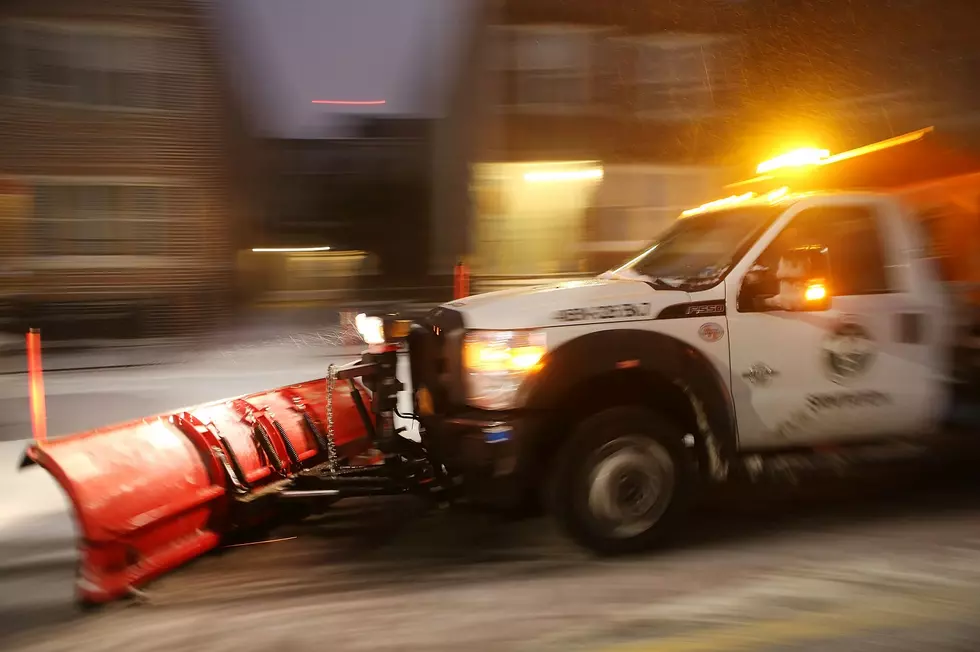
left=354, top=313, right=385, bottom=345
left=463, top=330, right=546, bottom=410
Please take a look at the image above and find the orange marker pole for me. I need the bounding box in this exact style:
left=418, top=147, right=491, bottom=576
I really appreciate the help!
left=26, top=328, right=47, bottom=444
left=453, top=260, right=470, bottom=299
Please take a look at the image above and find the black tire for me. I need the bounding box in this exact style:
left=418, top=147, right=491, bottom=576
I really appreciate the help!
left=550, top=406, right=693, bottom=555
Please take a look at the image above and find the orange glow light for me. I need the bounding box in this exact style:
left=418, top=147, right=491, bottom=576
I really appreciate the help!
left=681, top=192, right=756, bottom=217
left=819, top=126, right=932, bottom=165
left=804, top=282, right=828, bottom=302
left=756, top=148, right=830, bottom=174
left=731, top=127, right=935, bottom=190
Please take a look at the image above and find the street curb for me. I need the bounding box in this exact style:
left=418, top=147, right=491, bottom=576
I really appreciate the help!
left=0, top=339, right=182, bottom=358
left=0, top=362, right=165, bottom=376
left=0, top=343, right=367, bottom=376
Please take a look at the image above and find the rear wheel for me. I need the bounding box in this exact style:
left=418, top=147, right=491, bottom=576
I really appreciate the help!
left=551, top=406, right=692, bottom=555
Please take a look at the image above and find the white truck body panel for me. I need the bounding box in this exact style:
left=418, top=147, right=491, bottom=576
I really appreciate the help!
left=445, top=277, right=688, bottom=331
left=726, top=194, right=952, bottom=449
left=444, top=190, right=969, bottom=453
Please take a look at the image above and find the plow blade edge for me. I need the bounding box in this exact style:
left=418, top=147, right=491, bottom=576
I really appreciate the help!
left=22, top=377, right=371, bottom=605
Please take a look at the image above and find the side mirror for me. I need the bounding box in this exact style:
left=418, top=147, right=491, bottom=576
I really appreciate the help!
left=739, top=246, right=832, bottom=312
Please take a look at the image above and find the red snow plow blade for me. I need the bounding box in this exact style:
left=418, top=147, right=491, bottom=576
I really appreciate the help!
left=21, top=375, right=374, bottom=605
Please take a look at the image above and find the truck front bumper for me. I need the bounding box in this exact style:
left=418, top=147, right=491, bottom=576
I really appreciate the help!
left=422, top=410, right=541, bottom=509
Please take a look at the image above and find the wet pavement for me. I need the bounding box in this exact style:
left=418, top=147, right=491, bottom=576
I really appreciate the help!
left=3, top=451, right=980, bottom=651
left=2, top=314, right=980, bottom=651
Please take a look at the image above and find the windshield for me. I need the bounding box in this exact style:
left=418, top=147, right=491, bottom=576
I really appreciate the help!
left=605, top=205, right=786, bottom=291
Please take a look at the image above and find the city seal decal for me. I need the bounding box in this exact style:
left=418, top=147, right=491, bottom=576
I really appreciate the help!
left=553, top=303, right=652, bottom=323
left=822, top=318, right=875, bottom=384
left=698, top=322, right=725, bottom=343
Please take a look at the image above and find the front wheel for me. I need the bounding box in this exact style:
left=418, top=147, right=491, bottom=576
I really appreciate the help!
left=551, top=406, right=692, bottom=555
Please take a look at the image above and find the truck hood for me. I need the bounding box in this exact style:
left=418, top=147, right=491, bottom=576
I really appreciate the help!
left=442, top=277, right=690, bottom=330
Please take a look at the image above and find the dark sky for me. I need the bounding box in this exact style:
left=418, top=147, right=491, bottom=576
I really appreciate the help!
left=214, top=0, right=478, bottom=139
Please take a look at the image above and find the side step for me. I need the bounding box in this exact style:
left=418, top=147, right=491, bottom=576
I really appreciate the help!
left=736, top=437, right=980, bottom=485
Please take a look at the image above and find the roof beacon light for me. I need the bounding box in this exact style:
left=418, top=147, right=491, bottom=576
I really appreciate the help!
left=733, top=127, right=935, bottom=190
left=756, top=148, right=830, bottom=174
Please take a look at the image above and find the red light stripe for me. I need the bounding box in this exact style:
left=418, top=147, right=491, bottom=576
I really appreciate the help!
left=311, top=100, right=387, bottom=105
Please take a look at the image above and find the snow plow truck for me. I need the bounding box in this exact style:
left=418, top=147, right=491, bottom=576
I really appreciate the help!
left=20, top=126, right=980, bottom=605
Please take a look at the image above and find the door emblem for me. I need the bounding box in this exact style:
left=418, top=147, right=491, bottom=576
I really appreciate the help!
left=822, top=319, right=875, bottom=385
left=699, top=322, right=725, bottom=343
left=742, top=363, right=779, bottom=385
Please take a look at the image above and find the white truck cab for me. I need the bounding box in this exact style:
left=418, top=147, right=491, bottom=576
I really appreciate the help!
left=402, top=131, right=979, bottom=554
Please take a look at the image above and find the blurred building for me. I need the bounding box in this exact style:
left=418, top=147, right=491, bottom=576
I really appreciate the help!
left=0, top=1, right=249, bottom=339
left=212, top=0, right=485, bottom=302
left=239, top=116, right=440, bottom=305
left=467, top=0, right=746, bottom=276
left=4, top=0, right=965, bottom=330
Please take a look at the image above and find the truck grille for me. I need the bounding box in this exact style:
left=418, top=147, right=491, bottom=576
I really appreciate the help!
left=407, top=307, right=465, bottom=413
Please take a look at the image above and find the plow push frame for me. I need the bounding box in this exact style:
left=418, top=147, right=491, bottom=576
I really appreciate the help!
left=268, top=340, right=455, bottom=507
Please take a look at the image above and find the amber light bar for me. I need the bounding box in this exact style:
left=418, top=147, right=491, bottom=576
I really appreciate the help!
left=729, top=126, right=935, bottom=189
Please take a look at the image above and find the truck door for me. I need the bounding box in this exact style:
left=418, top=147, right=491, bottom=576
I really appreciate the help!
left=727, top=198, right=935, bottom=450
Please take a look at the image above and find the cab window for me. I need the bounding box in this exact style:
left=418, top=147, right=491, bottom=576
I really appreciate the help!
left=915, top=204, right=965, bottom=284
left=753, top=205, right=892, bottom=297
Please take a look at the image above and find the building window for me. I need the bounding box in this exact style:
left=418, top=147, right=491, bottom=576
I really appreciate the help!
left=510, top=28, right=594, bottom=108
left=632, top=38, right=725, bottom=118
left=32, top=184, right=174, bottom=256
left=1, top=21, right=190, bottom=112
left=0, top=24, right=13, bottom=96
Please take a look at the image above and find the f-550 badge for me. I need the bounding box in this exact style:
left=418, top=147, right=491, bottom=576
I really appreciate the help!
left=686, top=303, right=725, bottom=316
left=553, top=303, right=652, bottom=322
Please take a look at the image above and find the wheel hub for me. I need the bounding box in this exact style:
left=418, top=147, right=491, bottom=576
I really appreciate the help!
left=587, top=436, right=675, bottom=539
left=616, top=470, right=655, bottom=516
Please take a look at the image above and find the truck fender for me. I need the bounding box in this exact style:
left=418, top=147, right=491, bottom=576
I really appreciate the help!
left=518, top=329, right=736, bottom=482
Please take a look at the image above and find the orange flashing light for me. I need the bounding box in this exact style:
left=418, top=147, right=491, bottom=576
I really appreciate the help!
left=766, top=186, right=790, bottom=202
left=804, top=281, right=828, bottom=302
left=680, top=186, right=791, bottom=218
left=818, top=126, right=932, bottom=166
left=756, top=148, right=829, bottom=174
left=684, top=126, right=935, bottom=217
left=681, top=192, right=756, bottom=217
left=730, top=127, right=935, bottom=190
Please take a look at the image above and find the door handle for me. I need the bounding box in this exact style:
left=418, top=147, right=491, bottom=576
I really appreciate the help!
left=896, top=312, right=924, bottom=344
